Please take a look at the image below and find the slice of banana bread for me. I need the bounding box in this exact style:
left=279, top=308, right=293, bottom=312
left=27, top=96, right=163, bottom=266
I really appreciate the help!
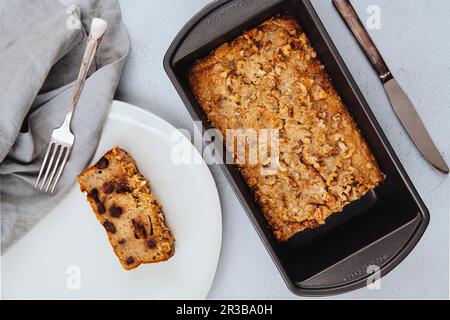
left=77, top=147, right=175, bottom=270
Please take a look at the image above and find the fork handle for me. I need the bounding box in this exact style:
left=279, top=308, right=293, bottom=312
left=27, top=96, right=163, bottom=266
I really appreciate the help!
left=63, top=18, right=108, bottom=128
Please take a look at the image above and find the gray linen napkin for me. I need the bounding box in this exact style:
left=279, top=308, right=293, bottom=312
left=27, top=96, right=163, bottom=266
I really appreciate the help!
left=0, top=0, right=129, bottom=253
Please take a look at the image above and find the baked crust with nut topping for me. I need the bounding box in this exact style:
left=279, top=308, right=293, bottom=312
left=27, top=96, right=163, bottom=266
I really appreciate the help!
left=188, top=16, right=385, bottom=241
left=77, top=147, right=175, bottom=269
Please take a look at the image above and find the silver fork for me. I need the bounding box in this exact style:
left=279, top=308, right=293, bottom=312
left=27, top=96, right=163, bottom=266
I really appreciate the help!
left=35, top=18, right=108, bottom=193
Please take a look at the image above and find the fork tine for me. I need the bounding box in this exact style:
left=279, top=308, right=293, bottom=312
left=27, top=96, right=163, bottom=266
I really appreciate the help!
left=45, top=145, right=64, bottom=192
left=50, top=146, right=71, bottom=193
left=38, top=144, right=60, bottom=190
left=35, top=142, right=54, bottom=189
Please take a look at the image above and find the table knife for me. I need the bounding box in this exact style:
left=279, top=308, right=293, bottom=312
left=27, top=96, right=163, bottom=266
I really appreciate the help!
left=332, top=0, right=448, bottom=173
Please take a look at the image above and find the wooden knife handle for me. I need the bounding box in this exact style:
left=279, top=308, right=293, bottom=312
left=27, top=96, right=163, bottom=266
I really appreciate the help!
left=332, top=0, right=392, bottom=82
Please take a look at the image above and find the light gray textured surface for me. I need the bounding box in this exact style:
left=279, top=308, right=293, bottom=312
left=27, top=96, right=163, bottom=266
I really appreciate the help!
left=116, top=0, right=449, bottom=299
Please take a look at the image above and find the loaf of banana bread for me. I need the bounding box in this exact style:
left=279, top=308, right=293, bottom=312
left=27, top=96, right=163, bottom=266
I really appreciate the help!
left=188, top=15, right=384, bottom=241
left=77, top=147, right=175, bottom=269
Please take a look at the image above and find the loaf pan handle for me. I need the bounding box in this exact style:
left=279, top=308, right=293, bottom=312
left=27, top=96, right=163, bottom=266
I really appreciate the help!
left=298, top=215, right=421, bottom=291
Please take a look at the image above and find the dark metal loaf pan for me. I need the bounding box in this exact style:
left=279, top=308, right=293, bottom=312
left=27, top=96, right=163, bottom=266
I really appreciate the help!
left=164, top=0, right=429, bottom=296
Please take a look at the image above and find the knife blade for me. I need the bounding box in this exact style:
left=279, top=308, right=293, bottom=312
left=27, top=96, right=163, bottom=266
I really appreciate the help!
left=333, top=0, right=448, bottom=173
left=384, top=79, right=448, bottom=173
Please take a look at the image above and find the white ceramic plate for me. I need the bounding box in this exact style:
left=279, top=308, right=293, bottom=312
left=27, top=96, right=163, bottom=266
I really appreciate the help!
left=1, top=101, right=222, bottom=299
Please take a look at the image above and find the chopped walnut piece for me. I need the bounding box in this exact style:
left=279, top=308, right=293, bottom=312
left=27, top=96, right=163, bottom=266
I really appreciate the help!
left=311, top=84, right=328, bottom=100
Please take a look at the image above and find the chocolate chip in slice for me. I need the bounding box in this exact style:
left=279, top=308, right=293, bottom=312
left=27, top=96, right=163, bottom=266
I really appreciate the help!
left=103, top=220, right=116, bottom=233
left=97, top=202, right=106, bottom=214
left=103, top=182, right=115, bottom=194
left=118, top=239, right=126, bottom=245
left=109, top=205, right=123, bottom=218
left=125, top=257, right=135, bottom=265
left=96, top=156, right=109, bottom=169
left=89, top=188, right=99, bottom=198
left=146, top=238, right=157, bottom=249
left=89, top=188, right=100, bottom=203
left=148, top=215, right=154, bottom=236
left=132, top=219, right=147, bottom=239
left=116, top=182, right=131, bottom=194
